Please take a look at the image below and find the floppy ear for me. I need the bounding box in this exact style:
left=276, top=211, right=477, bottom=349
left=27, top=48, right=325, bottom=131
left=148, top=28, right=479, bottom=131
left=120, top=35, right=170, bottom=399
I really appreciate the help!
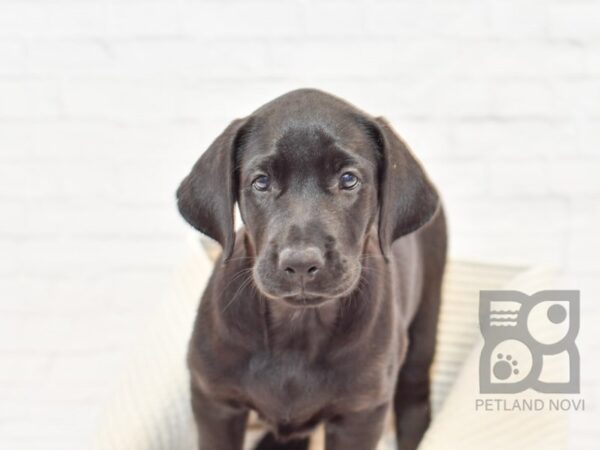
left=176, top=118, right=248, bottom=261
left=372, top=117, right=439, bottom=258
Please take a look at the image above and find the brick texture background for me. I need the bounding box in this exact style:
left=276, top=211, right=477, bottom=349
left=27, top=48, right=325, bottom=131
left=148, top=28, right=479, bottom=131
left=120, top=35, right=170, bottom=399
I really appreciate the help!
left=1, top=1, right=598, bottom=449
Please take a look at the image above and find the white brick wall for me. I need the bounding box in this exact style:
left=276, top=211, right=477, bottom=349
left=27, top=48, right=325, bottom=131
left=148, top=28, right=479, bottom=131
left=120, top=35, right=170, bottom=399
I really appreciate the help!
left=1, top=0, right=599, bottom=448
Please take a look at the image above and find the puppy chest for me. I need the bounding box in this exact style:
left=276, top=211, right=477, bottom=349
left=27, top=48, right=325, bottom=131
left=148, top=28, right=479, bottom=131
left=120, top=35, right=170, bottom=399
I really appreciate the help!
left=240, top=353, right=394, bottom=427
left=242, top=355, right=331, bottom=423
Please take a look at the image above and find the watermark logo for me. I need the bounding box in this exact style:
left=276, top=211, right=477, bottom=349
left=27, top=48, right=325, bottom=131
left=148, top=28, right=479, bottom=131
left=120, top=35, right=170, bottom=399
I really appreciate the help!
left=479, top=290, right=580, bottom=394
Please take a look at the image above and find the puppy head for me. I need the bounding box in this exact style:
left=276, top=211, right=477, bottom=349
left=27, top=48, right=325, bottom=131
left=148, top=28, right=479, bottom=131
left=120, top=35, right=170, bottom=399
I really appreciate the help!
left=177, top=89, right=438, bottom=306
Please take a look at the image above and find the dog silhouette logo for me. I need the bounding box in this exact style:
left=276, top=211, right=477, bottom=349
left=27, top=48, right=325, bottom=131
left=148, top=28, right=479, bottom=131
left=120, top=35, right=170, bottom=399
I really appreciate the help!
left=479, top=290, right=580, bottom=394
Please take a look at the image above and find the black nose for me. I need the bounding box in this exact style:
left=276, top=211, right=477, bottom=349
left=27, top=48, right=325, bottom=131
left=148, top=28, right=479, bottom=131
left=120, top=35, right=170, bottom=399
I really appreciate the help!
left=278, top=247, right=324, bottom=277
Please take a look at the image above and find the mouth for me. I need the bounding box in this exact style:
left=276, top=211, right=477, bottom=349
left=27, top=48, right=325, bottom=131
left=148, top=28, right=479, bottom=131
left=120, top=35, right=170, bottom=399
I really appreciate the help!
left=280, top=292, right=333, bottom=307
left=254, top=269, right=362, bottom=307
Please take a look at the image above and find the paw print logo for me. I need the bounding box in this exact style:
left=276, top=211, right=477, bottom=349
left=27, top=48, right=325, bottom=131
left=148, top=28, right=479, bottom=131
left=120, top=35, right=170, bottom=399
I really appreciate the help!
left=479, top=290, right=580, bottom=394
left=487, top=339, right=531, bottom=385
left=494, top=353, right=519, bottom=380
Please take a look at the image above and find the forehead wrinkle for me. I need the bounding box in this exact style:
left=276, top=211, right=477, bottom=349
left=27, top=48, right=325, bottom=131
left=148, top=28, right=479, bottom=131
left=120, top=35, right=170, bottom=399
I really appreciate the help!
left=242, top=124, right=378, bottom=180
left=275, top=126, right=332, bottom=157
left=336, top=144, right=377, bottom=170
left=278, top=147, right=358, bottom=178
left=274, top=128, right=360, bottom=165
left=242, top=151, right=371, bottom=178
left=244, top=153, right=277, bottom=173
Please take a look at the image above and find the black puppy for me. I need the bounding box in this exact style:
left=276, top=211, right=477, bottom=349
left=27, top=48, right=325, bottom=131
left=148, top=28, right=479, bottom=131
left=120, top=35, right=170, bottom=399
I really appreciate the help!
left=177, top=89, right=447, bottom=450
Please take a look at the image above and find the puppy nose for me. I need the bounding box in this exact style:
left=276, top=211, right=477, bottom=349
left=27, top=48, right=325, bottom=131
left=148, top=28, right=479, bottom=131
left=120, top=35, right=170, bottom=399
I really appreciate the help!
left=278, top=247, right=324, bottom=277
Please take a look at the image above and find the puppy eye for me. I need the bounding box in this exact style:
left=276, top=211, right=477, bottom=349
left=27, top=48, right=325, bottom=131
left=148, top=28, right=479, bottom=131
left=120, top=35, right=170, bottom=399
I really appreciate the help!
left=339, top=172, right=359, bottom=190
left=252, top=175, right=270, bottom=191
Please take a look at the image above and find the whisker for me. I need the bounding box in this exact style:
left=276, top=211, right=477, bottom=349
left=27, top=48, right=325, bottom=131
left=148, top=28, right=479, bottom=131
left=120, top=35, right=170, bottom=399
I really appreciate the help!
left=359, top=264, right=385, bottom=276
left=223, top=256, right=256, bottom=262
left=221, top=267, right=254, bottom=293
left=222, top=273, right=254, bottom=313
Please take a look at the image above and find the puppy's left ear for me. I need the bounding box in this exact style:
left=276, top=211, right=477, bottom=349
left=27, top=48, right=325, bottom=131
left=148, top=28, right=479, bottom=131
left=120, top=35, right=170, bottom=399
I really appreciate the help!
left=176, top=118, right=249, bottom=261
left=372, top=117, right=439, bottom=258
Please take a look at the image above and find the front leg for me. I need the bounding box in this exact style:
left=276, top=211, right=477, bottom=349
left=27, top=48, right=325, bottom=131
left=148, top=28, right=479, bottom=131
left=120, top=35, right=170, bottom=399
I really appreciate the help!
left=325, top=404, right=389, bottom=450
left=394, top=272, right=442, bottom=450
left=191, top=382, right=248, bottom=450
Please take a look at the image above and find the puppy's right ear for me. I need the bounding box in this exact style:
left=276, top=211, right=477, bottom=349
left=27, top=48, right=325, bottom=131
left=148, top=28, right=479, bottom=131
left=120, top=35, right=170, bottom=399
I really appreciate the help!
left=176, top=118, right=249, bottom=261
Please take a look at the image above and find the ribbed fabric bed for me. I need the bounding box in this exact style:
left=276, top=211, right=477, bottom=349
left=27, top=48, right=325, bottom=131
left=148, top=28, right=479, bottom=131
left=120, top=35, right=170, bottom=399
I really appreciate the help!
left=92, top=236, right=567, bottom=450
